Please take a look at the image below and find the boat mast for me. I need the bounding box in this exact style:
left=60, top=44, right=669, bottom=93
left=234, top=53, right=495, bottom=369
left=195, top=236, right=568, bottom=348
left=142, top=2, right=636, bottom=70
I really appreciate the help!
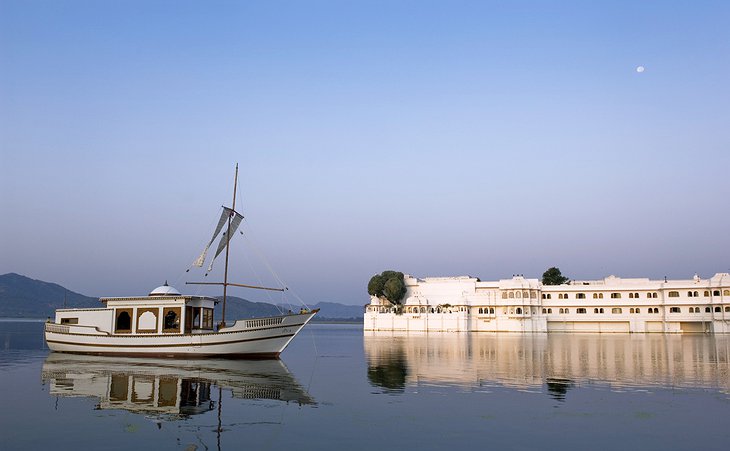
left=221, top=163, right=239, bottom=327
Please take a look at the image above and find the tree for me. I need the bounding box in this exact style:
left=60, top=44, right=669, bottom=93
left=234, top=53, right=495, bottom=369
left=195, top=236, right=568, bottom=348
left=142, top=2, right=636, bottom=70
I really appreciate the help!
left=367, top=270, right=407, bottom=305
left=542, top=267, right=569, bottom=285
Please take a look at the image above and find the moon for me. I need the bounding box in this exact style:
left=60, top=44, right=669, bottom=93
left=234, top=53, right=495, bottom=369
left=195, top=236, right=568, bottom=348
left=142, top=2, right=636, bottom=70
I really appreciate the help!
left=636, top=66, right=645, bottom=73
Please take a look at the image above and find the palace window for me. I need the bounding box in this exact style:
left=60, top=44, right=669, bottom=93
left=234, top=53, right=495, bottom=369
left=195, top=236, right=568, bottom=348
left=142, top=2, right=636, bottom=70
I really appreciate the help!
left=599, top=293, right=604, bottom=299
left=558, top=294, right=563, bottom=299
left=523, top=291, right=529, bottom=298
left=489, top=308, right=494, bottom=314
left=611, top=293, right=621, bottom=299
left=715, top=307, right=722, bottom=313
left=516, top=307, right=523, bottom=314
left=516, top=291, right=521, bottom=298
left=670, top=307, right=681, bottom=313
left=713, top=290, right=721, bottom=296
left=688, top=291, right=694, bottom=297
left=612, top=308, right=622, bottom=314
left=593, top=308, right=604, bottom=314
left=546, top=294, right=552, bottom=299
left=577, top=308, right=587, bottom=314
left=629, top=293, right=634, bottom=299
left=668, top=291, right=679, bottom=298
left=725, top=307, right=730, bottom=312
left=509, top=292, right=515, bottom=299
left=593, top=293, right=598, bottom=299
left=724, top=290, right=730, bottom=296
left=635, top=308, right=640, bottom=313
left=653, top=308, right=659, bottom=313
left=547, top=308, right=552, bottom=314
left=531, top=291, right=537, bottom=299
left=705, top=307, right=711, bottom=313
left=479, top=308, right=484, bottom=314
left=630, top=308, right=635, bottom=314
left=502, top=292, right=508, bottom=299
left=704, top=291, right=710, bottom=297
left=576, top=293, right=586, bottom=299
left=565, top=308, right=570, bottom=314
left=688, top=307, right=695, bottom=313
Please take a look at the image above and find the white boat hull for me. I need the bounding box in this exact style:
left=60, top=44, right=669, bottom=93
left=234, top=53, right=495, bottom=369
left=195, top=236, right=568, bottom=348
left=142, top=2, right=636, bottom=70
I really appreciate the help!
left=45, top=311, right=317, bottom=358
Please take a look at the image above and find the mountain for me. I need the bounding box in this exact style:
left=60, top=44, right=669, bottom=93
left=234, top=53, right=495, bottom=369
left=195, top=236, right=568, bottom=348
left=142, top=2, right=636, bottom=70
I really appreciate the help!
left=0, top=273, right=98, bottom=318
left=0, top=273, right=363, bottom=321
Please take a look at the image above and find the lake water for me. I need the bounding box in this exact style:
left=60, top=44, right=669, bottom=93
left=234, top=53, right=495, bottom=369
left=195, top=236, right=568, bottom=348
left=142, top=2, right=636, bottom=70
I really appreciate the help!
left=1, top=320, right=729, bottom=450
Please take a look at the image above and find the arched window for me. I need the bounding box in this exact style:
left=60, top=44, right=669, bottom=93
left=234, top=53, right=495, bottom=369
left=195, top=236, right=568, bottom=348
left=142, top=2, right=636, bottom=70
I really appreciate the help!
left=509, top=292, right=515, bottom=299
left=634, top=308, right=639, bottom=314
left=713, top=290, right=720, bottom=296
left=629, top=293, right=634, bottom=299
left=547, top=308, right=552, bottom=314
left=502, top=292, right=508, bottom=299
left=542, top=293, right=547, bottom=299
left=542, top=308, right=546, bottom=314
left=516, top=307, right=523, bottom=314
left=688, top=291, right=694, bottom=297
left=115, top=310, right=131, bottom=333
left=565, top=308, right=570, bottom=314
left=531, top=291, right=536, bottom=299
left=634, top=293, right=639, bottom=298
left=689, top=307, right=695, bottom=313
left=704, top=291, right=710, bottom=297
left=559, top=308, right=564, bottom=314
left=705, top=307, right=711, bottom=313
left=164, top=310, right=179, bottom=330
left=599, top=293, right=604, bottom=299
left=652, top=293, right=658, bottom=298
left=724, top=290, right=730, bottom=296
left=594, top=308, right=599, bottom=313
left=694, top=291, right=699, bottom=297
left=715, top=306, right=721, bottom=313
left=593, top=293, right=598, bottom=299
left=523, top=291, right=529, bottom=298
left=600, top=308, right=604, bottom=313
left=647, top=293, right=652, bottom=298
left=563, top=293, right=569, bottom=299
left=516, top=291, right=522, bottom=298
left=630, top=308, right=635, bottom=314
left=725, top=307, right=730, bottom=312
left=490, top=308, right=495, bottom=314
left=546, top=294, right=552, bottom=299
left=558, top=294, right=563, bottom=299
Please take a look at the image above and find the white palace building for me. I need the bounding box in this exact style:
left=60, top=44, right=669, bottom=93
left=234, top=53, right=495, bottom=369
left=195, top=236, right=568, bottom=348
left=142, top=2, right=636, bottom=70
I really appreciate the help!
left=364, top=273, right=730, bottom=334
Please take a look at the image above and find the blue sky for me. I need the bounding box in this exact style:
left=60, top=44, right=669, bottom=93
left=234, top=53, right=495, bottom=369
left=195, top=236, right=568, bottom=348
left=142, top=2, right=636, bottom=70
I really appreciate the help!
left=1, top=1, right=729, bottom=305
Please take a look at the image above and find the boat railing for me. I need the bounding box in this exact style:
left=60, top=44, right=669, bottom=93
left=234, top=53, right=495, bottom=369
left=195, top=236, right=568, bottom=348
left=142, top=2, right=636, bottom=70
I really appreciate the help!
left=45, top=322, right=110, bottom=336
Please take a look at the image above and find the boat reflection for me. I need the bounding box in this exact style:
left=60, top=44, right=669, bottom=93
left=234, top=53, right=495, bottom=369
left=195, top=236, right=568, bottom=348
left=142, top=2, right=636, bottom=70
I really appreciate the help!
left=41, top=353, right=315, bottom=419
left=364, top=332, right=730, bottom=398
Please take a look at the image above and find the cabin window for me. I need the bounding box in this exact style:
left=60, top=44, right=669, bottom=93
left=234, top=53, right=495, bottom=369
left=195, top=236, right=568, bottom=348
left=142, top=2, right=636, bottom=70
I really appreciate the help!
left=612, top=308, right=622, bottom=314
left=577, top=308, right=586, bottom=314
left=136, top=308, right=158, bottom=333
left=668, top=291, right=679, bottom=298
left=576, top=293, right=586, bottom=299
left=115, top=309, right=133, bottom=333
left=611, top=293, right=621, bottom=299
left=670, top=307, right=681, bottom=313
left=163, top=307, right=181, bottom=333
left=60, top=317, right=78, bottom=325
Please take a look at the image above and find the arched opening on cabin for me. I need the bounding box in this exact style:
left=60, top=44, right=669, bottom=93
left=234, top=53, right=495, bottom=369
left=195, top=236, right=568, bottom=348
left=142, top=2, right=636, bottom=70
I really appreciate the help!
left=115, top=309, right=132, bottom=333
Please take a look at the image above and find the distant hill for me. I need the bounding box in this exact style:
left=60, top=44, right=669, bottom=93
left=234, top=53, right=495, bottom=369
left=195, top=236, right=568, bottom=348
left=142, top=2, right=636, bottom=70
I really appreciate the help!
left=0, top=273, right=363, bottom=322
left=0, top=273, right=98, bottom=318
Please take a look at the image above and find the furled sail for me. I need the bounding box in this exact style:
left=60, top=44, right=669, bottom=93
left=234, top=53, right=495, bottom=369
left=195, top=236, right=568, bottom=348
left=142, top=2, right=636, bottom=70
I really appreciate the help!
left=207, top=211, right=244, bottom=272
left=192, top=208, right=232, bottom=267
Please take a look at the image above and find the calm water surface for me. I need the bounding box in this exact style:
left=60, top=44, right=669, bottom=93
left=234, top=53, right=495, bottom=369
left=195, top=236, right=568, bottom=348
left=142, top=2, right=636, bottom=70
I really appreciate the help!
left=1, top=321, right=729, bottom=450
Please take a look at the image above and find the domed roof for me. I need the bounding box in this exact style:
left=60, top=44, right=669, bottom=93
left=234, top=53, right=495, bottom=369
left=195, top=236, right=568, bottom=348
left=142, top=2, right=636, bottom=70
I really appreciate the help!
left=149, top=281, right=181, bottom=296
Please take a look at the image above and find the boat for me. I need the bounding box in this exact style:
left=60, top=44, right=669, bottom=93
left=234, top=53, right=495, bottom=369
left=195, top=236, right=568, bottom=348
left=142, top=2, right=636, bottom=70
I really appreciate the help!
left=44, top=165, right=318, bottom=358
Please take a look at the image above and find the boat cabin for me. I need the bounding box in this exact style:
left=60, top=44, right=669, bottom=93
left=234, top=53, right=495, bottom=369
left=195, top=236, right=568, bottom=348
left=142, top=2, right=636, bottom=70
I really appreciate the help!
left=54, top=283, right=218, bottom=335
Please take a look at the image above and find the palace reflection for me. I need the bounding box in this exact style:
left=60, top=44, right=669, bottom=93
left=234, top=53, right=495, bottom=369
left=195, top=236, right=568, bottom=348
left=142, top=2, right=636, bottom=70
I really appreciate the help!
left=41, top=353, right=314, bottom=419
left=364, top=332, right=730, bottom=397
